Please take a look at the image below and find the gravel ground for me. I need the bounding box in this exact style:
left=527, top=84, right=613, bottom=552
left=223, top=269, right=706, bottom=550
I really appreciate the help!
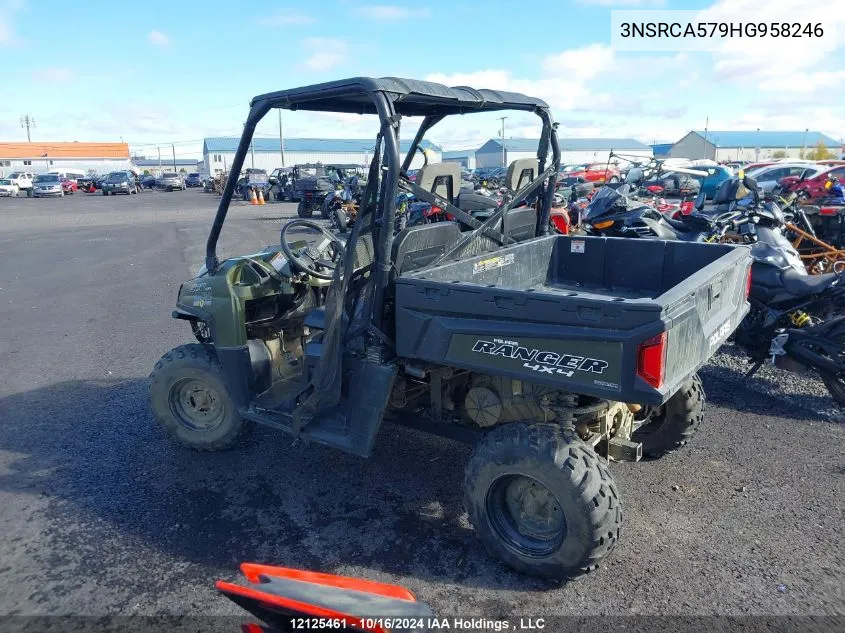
left=0, top=190, right=842, bottom=625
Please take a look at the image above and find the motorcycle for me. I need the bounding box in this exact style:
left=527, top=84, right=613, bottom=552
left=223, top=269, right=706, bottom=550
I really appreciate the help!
left=577, top=185, right=724, bottom=242
left=324, top=176, right=365, bottom=233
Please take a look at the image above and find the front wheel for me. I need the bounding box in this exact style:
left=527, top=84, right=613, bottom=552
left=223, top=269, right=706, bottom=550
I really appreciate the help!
left=464, top=422, right=622, bottom=580
left=149, top=344, right=245, bottom=450
left=297, top=200, right=313, bottom=218
left=632, top=374, right=705, bottom=458
left=103, top=191, right=109, bottom=196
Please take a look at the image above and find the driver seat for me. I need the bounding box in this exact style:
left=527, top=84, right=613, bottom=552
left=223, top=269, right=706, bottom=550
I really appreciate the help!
left=416, top=162, right=461, bottom=204
left=506, top=158, right=539, bottom=192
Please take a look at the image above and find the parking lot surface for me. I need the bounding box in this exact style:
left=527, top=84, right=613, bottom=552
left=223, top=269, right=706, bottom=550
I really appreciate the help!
left=0, top=190, right=843, bottom=618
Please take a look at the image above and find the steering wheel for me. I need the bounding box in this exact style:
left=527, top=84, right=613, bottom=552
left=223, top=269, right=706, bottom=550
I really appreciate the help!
left=280, top=219, right=345, bottom=281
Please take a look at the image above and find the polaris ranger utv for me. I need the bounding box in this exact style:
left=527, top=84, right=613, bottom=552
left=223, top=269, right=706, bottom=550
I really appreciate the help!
left=294, top=163, right=362, bottom=219
left=150, top=77, right=752, bottom=580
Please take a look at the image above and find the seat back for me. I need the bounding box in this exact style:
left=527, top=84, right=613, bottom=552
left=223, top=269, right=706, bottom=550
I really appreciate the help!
left=390, top=223, right=462, bottom=275
left=416, top=162, right=461, bottom=204
left=506, top=158, right=539, bottom=192
left=503, top=207, right=537, bottom=242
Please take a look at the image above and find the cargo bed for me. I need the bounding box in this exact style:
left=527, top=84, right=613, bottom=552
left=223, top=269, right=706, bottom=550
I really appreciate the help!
left=394, top=235, right=752, bottom=405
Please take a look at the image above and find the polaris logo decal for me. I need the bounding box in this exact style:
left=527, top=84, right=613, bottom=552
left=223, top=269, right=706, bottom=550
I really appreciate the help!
left=708, top=318, right=732, bottom=349
left=472, top=339, right=609, bottom=377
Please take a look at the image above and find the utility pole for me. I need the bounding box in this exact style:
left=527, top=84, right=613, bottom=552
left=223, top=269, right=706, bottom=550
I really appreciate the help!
left=157, top=147, right=161, bottom=173
left=250, top=139, right=255, bottom=169
left=801, top=128, right=808, bottom=158
left=172, top=143, right=177, bottom=173
left=702, top=116, right=709, bottom=159
left=497, top=116, right=508, bottom=167
left=279, top=109, right=285, bottom=167
left=20, top=115, right=35, bottom=142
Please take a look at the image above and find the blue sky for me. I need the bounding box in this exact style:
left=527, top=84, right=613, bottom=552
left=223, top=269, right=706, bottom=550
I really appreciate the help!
left=1, top=0, right=842, bottom=158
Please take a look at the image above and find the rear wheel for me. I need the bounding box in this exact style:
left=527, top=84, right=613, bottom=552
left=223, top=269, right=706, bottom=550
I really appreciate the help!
left=103, top=191, right=109, bottom=196
left=464, top=422, right=622, bottom=580
left=297, top=200, right=313, bottom=218
left=149, top=344, right=245, bottom=450
left=819, top=327, right=845, bottom=406
left=632, top=374, right=704, bottom=457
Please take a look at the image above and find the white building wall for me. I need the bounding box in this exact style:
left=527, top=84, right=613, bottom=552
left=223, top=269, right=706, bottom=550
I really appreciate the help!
left=560, top=149, right=652, bottom=166
left=0, top=157, right=133, bottom=177
left=203, top=149, right=441, bottom=176
left=713, top=147, right=820, bottom=162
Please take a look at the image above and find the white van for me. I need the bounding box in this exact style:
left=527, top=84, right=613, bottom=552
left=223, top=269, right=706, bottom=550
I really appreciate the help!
left=47, top=168, right=86, bottom=181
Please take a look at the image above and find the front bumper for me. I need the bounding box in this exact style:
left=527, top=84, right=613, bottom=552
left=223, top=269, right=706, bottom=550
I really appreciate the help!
left=0, top=188, right=17, bottom=196
left=104, top=184, right=132, bottom=193
left=33, top=188, right=63, bottom=196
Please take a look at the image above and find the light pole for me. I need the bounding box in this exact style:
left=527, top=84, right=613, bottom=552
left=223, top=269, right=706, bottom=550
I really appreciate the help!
left=497, top=116, right=508, bottom=167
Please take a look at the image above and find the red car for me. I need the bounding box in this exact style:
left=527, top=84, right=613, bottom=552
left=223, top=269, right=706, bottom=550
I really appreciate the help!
left=778, top=165, right=845, bottom=200
left=560, top=162, right=621, bottom=185
left=61, top=178, right=78, bottom=194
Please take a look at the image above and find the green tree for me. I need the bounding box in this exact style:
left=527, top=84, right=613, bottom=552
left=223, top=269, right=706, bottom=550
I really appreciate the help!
left=806, top=141, right=834, bottom=160
left=771, top=150, right=787, bottom=159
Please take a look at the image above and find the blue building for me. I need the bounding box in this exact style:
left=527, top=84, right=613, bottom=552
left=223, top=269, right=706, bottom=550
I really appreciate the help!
left=667, top=130, right=842, bottom=161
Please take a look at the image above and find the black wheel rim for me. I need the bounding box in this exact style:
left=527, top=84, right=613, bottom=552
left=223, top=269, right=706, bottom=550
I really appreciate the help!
left=168, top=378, right=225, bottom=432
left=486, top=474, right=567, bottom=558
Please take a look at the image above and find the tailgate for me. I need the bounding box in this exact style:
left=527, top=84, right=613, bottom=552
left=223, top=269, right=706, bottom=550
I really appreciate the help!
left=660, top=244, right=752, bottom=394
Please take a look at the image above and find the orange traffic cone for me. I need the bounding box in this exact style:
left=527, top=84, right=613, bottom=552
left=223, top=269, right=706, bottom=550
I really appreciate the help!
left=250, top=187, right=258, bottom=205
left=258, top=188, right=265, bottom=205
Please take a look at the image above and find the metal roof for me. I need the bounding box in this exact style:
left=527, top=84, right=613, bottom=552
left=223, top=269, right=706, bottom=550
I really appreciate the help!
left=0, top=142, right=129, bottom=159
left=203, top=137, right=441, bottom=154
left=250, top=77, right=550, bottom=117
left=443, top=150, right=474, bottom=159
left=690, top=130, right=840, bottom=148
left=478, top=137, right=649, bottom=153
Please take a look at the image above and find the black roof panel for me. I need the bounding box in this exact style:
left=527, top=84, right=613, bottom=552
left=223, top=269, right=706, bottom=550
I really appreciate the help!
left=250, top=76, right=549, bottom=117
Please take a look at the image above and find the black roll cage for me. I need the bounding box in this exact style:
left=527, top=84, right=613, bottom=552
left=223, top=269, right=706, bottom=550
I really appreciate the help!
left=205, top=77, right=560, bottom=336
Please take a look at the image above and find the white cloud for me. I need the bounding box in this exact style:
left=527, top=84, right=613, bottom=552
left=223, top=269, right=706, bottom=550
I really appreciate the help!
left=576, top=0, right=665, bottom=5
left=33, top=67, right=73, bottom=83
left=542, top=43, right=615, bottom=79
left=355, top=5, right=430, bottom=20
left=259, top=12, right=313, bottom=26
left=147, top=30, right=169, bottom=47
left=0, top=0, right=24, bottom=45
left=698, top=0, right=845, bottom=90
left=302, top=38, right=349, bottom=72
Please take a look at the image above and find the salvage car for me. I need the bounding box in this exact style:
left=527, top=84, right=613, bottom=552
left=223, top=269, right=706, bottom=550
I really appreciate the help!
left=0, top=178, right=20, bottom=196
left=779, top=165, right=845, bottom=200
left=565, top=162, right=621, bottom=185
left=185, top=172, right=203, bottom=187
left=61, top=178, right=78, bottom=194
left=102, top=171, right=136, bottom=195
left=157, top=172, right=186, bottom=192
left=32, top=174, right=65, bottom=197
left=149, top=76, right=751, bottom=582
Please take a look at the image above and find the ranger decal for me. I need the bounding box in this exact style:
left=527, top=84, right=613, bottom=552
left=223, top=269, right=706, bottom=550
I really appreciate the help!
left=471, top=339, right=609, bottom=377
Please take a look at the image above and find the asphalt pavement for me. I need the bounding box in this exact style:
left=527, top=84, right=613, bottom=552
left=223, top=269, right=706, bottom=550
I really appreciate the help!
left=0, top=189, right=843, bottom=622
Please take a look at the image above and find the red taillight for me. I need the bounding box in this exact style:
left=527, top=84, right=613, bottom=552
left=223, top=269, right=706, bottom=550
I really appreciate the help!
left=646, top=185, right=664, bottom=194
left=746, top=266, right=752, bottom=299
left=637, top=332, right=667, bottom=389
left=820, top=207, right=837, bottom=216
